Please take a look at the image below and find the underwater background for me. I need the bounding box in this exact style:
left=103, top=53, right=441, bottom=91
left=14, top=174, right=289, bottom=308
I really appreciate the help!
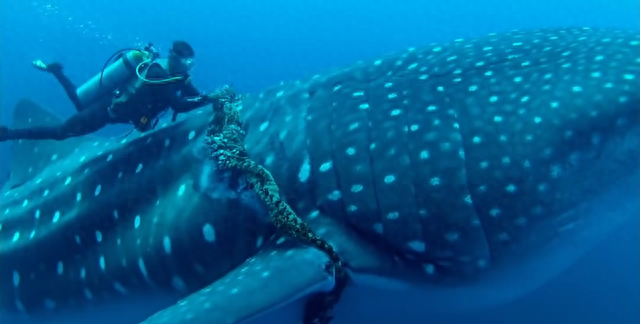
left=0, top=0, right=638, bottom=323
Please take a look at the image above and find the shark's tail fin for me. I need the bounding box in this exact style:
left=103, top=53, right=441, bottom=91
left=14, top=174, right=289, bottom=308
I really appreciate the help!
left=3, top=99, right=89, bottom=191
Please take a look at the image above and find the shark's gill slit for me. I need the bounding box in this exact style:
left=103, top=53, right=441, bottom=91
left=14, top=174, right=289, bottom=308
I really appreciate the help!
left=392, top=81, right=425, bottom=249
left=327, top=88, right=347, bottom=217
left=362, top=86, right=383, bottom=227
left=450, top=104, right=494, bottom=263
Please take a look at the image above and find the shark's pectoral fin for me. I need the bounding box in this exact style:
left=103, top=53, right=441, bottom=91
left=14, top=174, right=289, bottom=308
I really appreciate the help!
left=140, top=242, right=336, bottom=324
left=3, top=99, right=97, bottom=191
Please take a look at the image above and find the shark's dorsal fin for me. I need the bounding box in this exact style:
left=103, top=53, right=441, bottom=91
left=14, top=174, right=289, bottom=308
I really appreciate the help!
left=140, top=242, right=336, bottom=324
left=4, top=99, right=95, bottom=190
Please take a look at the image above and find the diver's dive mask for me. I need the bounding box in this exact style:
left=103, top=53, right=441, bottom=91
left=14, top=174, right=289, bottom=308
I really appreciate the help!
left=170, top=49, right=195, bottom=71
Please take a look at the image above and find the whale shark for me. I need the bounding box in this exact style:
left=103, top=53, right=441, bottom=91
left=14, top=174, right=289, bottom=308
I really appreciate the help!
left=0, top=99, right=280, bottom=324
left=0, top=27, right=638, bottom=324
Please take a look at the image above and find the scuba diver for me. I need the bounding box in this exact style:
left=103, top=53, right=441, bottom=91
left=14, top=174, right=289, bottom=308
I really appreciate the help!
left=0, top=40, right=224, bottom=142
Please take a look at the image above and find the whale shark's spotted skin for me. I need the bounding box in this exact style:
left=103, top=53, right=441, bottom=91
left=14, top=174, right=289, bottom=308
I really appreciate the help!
left=236, top=27, right=640, bottom=281
left=137, top=27, right=639, bottom=324
left=1, top=27, right=639, bottom=324
left=0, top=102, right=273, bottom=322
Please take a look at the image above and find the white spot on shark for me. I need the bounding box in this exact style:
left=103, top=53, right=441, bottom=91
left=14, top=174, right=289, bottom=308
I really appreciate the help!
left=408, top=240, right=426, bottom=252
left=163, top=236, right=172, bottom=254
left=327, top=190, right=341, bottom=200
left=298, top=154, right=311, bottom=182
left=259, top=122, right=269, bottom=131
left=138, top=258, right=150, bottom=281
left=172, top=276, right=187, bottom=292
left=319, top=161, right=333, bottom=172
left=202, top=224, right=216, bottom=242
left=52, top=211, right=61, bottom=223
left=423, top=263, right=436, bottom=274
left=256, top=236, right=264, bottom=247
left=113, top=281, right=128, bottom=294
left=12, top=270, right=20, bottom=287
left=387, top=212, right=399, bottom=219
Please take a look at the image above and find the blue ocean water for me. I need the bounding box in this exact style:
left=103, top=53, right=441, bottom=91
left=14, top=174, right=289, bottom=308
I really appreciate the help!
left=0, top=1, right=638, bottom=324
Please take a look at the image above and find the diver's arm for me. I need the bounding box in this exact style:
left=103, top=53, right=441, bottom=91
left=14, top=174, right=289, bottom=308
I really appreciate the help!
left=171, top=81, right=224, bottom=113
left=169, top=85, right=235, bottom=120
left=181, top=80, right=201, bottom=97
left=144, top=65, right=207, bottom=113
left=171, top=85, right=211, bottom=113
left=170, top=95, right=211, bottom=113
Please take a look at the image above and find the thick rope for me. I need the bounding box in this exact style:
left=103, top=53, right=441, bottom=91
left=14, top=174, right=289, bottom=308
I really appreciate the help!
left=204, top=87, right=349, bottom=324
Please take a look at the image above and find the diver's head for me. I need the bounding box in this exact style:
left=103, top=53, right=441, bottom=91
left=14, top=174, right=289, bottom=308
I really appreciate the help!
left=168, top=40, right=195, bottom=75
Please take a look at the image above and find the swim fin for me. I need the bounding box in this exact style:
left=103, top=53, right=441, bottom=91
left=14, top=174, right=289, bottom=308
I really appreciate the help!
left=31, top=60, right=63, bottom=74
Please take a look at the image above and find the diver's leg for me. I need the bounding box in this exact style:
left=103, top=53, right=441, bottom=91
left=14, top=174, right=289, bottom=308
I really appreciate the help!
left=0, top=105, right=112, bottom=142
left=32, top=60, right=85, bottom=112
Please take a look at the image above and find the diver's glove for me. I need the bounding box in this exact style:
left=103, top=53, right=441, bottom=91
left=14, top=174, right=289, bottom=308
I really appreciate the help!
left=185, top=95, right=211, bottom=104
left=183, top=85, right=237, bottom=107
left=205, top=85, right=237, bottom=103
left=31, top=60, right=64, bottom=74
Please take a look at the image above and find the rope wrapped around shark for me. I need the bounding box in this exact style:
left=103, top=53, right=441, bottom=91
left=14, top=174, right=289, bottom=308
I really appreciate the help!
left=204, top=85, right=350, bottom=324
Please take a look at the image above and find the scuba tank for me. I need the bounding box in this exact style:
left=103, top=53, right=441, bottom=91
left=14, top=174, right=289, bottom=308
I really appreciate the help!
left=75, top=44, right=159, bottom=108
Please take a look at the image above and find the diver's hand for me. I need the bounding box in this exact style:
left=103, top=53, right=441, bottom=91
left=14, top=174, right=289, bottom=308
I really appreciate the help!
left=204, top=93, right=219, bottom=101
left=206, top=85, right=236, bottom=102
left=184, top=92, right=225, bottom=104
left=185, top=95, right=209, bottom=103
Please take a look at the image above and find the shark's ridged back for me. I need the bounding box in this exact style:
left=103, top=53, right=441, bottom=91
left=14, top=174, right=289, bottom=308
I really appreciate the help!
left=241, top=27, right=640, bottom=280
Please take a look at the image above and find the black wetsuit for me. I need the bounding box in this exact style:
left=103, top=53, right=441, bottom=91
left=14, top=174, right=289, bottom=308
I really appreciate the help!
left=1, top=62, right=210, bottom=141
